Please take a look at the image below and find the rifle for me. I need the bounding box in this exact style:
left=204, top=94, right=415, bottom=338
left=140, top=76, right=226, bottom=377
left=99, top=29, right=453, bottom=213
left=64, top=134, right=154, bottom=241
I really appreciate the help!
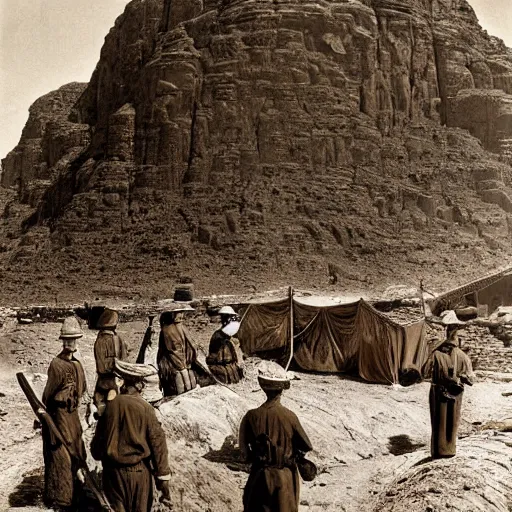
left=16, top=372, right=113, bottom=512
left=137, top=315, right=156, bottom=364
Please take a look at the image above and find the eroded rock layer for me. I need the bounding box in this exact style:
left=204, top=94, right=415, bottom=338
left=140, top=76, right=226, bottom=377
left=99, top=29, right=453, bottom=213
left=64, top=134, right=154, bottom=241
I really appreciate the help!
left=2, top=0, right=512, bottom=303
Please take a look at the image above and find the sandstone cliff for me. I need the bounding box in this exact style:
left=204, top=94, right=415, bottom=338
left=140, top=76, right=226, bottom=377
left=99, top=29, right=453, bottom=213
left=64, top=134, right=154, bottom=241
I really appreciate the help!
left=2, top=0, right=512, bottom=304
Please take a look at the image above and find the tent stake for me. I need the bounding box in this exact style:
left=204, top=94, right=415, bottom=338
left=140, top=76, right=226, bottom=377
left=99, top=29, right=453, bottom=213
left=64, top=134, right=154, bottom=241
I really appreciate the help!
left=285, top=286, right=294, bottom=371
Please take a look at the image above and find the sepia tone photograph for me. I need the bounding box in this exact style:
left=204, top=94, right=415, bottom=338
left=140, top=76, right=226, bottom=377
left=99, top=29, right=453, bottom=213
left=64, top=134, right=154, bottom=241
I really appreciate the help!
left=1, top=0, right=512, bottom=510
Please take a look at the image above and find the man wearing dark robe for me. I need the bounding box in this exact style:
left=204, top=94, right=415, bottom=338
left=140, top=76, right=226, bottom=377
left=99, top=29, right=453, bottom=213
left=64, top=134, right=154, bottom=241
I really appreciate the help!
left=93, top=308, right=129, bottom=416
left=91, top=360, right=173, bottom=511
left=430, top=319, right=474, bottom=459
left=42, top=317, right=89, bottom=510
left=157, top=305, right=199, bottom=396
left=206, top=305, right=244, bottom=384
left=239, top=363, right=313, bottom=512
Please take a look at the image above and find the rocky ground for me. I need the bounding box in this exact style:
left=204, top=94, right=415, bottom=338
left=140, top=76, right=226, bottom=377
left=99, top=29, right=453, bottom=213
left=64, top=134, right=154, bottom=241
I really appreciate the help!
left=1, top=298, right=512, bottom=512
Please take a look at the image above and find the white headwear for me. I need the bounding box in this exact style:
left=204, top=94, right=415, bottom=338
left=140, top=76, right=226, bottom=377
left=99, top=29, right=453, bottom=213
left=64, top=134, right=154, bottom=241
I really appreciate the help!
left=257, top=361, right=290, bottom=391
left=222, top=321, right=240, bottom=336
left=440, top=310, right=465, bottom=326
left=60, top=317, right=83, bottom=339
left=219, top=306, right=236, bottom=316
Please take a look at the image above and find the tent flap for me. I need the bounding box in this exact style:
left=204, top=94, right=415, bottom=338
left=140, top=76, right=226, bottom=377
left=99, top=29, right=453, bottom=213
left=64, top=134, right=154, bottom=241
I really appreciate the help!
left=238, top=299, right=291, bottom=357
left=293, top=302, right=359, bottom=372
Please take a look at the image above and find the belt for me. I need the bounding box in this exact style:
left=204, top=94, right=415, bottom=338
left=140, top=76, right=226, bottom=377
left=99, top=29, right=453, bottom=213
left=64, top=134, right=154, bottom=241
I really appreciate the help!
left=104, top=459, right=149, bottom=472
left=253, top=459, right=295, bottom=470
left=51, top=400, right=78, bottom=412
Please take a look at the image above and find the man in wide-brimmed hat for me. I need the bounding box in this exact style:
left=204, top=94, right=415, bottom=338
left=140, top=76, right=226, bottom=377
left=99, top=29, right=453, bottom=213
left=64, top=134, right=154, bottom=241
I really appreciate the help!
left=156, top=304, right=200, bottom=396
left=93, top=308, right=129, bottom=416
left=239, top=361, right=313, bottom=512
left=91, top=359, right=173, bottom=511
left=206, top=305, right=245, bottom=384
left=42, top=317, right=89, bottom=511
left=429, top=310, right=474, bottom=459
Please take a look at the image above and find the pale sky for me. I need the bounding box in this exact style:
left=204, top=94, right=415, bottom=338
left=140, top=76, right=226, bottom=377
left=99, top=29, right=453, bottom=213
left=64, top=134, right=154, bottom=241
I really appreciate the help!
left=0, top=0, right=511, bottom=160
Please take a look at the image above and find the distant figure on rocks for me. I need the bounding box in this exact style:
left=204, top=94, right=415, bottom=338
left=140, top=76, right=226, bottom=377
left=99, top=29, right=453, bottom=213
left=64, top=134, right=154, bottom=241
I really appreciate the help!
left=42, top=317, right=90, bottom=510
left=429, top=313, right=474, bottom=459
left=206, top=305, right=245, bottom=384
left=239, top=362, right=314, bottom=512
left=93, top=308, right=129, bottom=416
left=157, top=305, right=200, bottom=396
left=91, top=360, right=173, bottom=511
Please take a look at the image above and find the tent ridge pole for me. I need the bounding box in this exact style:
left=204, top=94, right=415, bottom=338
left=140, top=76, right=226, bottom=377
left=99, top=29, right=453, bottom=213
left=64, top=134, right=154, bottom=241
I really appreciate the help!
left=285, top=286, right=294, bottom=371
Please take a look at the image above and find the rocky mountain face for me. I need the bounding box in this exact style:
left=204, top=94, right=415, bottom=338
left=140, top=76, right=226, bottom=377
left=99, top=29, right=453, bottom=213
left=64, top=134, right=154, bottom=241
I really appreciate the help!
left=2, top=0, right=512, bottom=304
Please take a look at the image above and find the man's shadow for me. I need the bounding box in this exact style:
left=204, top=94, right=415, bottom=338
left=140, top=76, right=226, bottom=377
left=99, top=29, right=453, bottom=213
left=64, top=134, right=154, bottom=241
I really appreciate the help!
left=8, top=467, right=44, bottom=508
left=203, top=435, right=251, bottom=473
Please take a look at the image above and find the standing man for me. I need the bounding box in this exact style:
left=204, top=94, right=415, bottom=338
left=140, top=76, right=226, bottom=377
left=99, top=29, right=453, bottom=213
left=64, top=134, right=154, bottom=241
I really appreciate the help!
left=239, top=362, right=313, bottom=512
left=157, top=305, right=199, bottom=396
left=91, top=359, right=173, bottom=511
left=430, top=313, right=474, bottom=459
left=93, top=308, right=129, bottom=416
left=42, top=317, right=89, bottom=510
left=206, top=306, right=244, bottom=384
left=136, top=315, right=163, bottom=403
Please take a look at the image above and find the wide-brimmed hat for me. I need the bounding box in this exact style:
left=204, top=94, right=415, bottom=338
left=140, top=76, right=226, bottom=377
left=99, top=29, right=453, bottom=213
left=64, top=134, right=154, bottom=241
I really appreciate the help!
left=114, top=359, right=158, bottom=381
left=97, top=308, right=119, bottom=329
left=258, top=375, right=291, bottom=391
left=60, top=317, right=83, bottom=339
left=440, top=310, right=466, bottom=326
left=257, top=361, right=291, bottom=391
left=165, top=303, right=195, bottom=313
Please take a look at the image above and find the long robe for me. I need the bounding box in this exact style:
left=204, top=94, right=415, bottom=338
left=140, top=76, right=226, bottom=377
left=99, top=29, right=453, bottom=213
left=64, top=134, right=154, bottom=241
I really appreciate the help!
left=42, top=352, right=87, bottom=508
left=239, top=397, right=313, bottom=512
left=94, top=330, right=129, bottom=409
left=157, top=322, right=198, bottom=396
left=206, top=330, right=243, bottom=384
left=430, top=344, right=474, bottom=458
left=137, top=326, right=163, bottom=403
left=90, top=389, right=171, bottom=512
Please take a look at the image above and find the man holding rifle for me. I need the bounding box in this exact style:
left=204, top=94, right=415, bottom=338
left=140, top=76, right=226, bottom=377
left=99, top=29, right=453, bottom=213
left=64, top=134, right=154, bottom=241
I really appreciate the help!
left=41, top=317, right=90, bottom=511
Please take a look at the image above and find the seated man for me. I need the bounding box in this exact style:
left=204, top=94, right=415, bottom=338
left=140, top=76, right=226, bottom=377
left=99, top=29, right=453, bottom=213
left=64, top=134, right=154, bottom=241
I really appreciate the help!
left=206, top=306, right=244, bottom=384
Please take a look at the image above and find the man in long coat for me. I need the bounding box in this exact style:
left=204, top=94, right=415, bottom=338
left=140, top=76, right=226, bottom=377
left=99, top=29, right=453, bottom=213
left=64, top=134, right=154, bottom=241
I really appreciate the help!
left=91, top=360, right=172, bottom=511
left=206, top=305, right=244, bottom=384
left=430, top=317, right=474, bottom=458
left=42, top=317, right=89, bottom=510
left=93, top=308, right=128, bottom=416
left=156, top=305, right=199, bottom=396
left=239, top=362, right=313, bottom=512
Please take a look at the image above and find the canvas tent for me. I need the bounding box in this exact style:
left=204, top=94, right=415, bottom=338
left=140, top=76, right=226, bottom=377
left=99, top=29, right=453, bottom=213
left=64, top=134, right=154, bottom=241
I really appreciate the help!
left=427, top=267, right=512, bottom=316
left=238, top=296, right=428, bottom=385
